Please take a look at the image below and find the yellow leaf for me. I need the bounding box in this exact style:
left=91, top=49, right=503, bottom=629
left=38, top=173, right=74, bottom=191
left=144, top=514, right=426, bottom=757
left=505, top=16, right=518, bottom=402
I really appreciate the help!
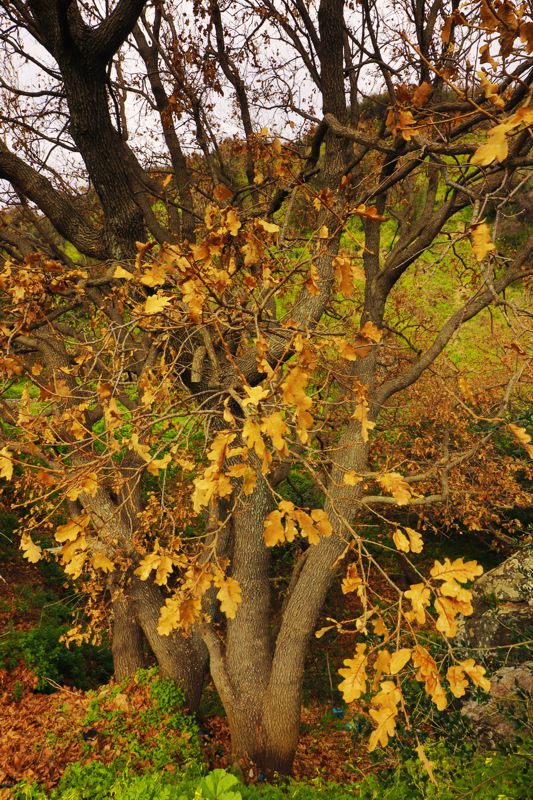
left=315, top=625, right=336, bottom=639
left=508, top=423, right=533, bottom=458
left=435, top=591, right=472, bottom=636
left=470, top=222, right=496, bottom=262
left=390, top=648, right=411, bottom=674
left=471, top=125, right=508, bottom=166
left=405, top=526, right=423, bottom=553
left=393, top=528, right=410, bottom=553
left=310, top=509, right=333, bottom=537
left=430, top=557, right=483, bottom=583
left=135, top=551, right=161, bottom=581
left=412, top=645, right=448, bottom=710
left=261, top=412, right=288, bottom=454
left=295, top=509, right=320, bottom=545
left=20, top=534, right=42, bottom=564
left=368, top=705, right=399, bottom=751
left=404, top=582, right=431, bottom=625
left=338, top=340, right=358, bottom=360
left=264, top=510, right=286, bottom=547
left=0, top=447, right=13, bottom=481
left=225, top=208, right=241, bottom=236
left=55, top=519, right=83, bottom=543
left=379, top=472, right=412, bottom=505
left=140, top=264, right=167, bottom=287
left=67, top=472, right=99, bottom=501
left=64, top=551, right=87, bottom=579
left=447, top=665, right=469, bottom=698
left=343, top=470, right=362, bottom=486
left=352, top=401, right=375, bottom=443
left=342, top=563, right=364, bottom=595
left=338, top=644, right=368, bottom=703
left=256, top=219, right=280, bottom=234
left=154, top=554, right=173, bottom=586
left=368, top=681, right=403, bottom=751
left=460, top=658, right=491, bottom=692
left=214, top=571, right=242, bottom=619
left=360, top=321, right=383, bottom=342
left=92, top=552, right=115, bottom=573
left=113, top=265, right=134, bottom=280
left=242, top=384, right=269, bottom=407
left=318, top=225, right=329, bottom=238
left=146, top=453, right=172, bottom=475
left=416, top=743, right=437, bottom=785
left=144, top=293, right=172, bottom=315
left=242, top=418, right=266, bottom=458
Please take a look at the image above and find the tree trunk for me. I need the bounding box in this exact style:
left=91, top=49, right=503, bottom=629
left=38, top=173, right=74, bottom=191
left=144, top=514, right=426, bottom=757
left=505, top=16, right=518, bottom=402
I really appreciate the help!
left=112, top=594, right=147, bottom=680
left=130, top=577, right=207, bottom=712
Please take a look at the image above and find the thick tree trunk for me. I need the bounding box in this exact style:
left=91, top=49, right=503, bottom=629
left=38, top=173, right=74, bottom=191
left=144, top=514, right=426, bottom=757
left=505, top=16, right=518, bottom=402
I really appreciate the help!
left=112, top=594, right=147, bottom=680
left=130, top=577, right=207, bottom=712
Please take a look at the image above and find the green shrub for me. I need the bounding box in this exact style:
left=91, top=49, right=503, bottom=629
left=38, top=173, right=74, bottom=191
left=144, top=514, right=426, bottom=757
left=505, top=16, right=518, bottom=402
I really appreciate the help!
left=0, top=603, right=112, bottom=692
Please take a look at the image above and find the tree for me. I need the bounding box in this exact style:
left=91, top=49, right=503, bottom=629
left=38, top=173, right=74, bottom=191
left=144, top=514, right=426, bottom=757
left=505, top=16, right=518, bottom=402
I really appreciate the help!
left=0, top=0, right=532, bottom=775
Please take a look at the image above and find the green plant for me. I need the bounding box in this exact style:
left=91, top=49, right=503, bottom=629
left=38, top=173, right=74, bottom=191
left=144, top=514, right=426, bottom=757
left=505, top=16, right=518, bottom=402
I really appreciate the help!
left=195, top=770, right=242, bottom=800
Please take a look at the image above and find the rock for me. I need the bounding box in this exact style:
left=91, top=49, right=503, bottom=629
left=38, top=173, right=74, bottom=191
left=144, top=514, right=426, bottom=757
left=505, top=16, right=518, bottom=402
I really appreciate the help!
left=462, top=662, right=532, bottom=747
left=459, top=545, right=533, bottom=660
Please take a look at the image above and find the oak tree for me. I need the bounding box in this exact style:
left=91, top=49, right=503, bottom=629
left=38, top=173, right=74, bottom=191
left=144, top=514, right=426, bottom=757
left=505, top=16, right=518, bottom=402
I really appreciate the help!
left=0, top=0, right=532, bottom=775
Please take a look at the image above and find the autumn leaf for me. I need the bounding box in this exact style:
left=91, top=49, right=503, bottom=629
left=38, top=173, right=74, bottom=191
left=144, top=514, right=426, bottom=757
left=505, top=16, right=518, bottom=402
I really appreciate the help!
left=113, top=265, right=134, bottom=280
left=412, top=645, right=448, bottom=710
left=342, top=563, right=364, bottom=595
left=155, top=554, right=174, bottom=586
left=92, top=552, right=115, bottom=573
left=242, top=418, right=266, bottom=458
left=470, top=222, right=496, bottom=262
left=144, top=293, right=172, bottom=315
left=140, top=264, right=167, bottom=287
left=430, top=557, right=483, bottom=583
left=264, top=511, right=285, bottom=547
left=416, top=743, right=437, bottom=785
left=412, top=81, right=432, bottom=108
left=0, top=447, right=13, bottom=480
left=55, top=518, right=87, bottom=543
left=393, top=528, right=410, bottom=553
left=404, top=582, right=431, bottom=625
left=471, top=124, right=508, bottom=166
left=343, top=470, right=362, bottom=486
left=405, top=526, right=423, bottom=553
left=368, top=681, right=403, bottom=751
left=20, top=534, right=42, bottom=563
left=352, top=401, right=375, bottom=443
left=508, top=423, right=533, bottom=458
left=447, top=665, right=469, bottom=698
left=242, top=384, right=269, bottom=407
left=389, top=648, right=411, bottom=674
left=261, top=411, right=288, bottom=454
left=213, top=570, right=242, bottom=618
left=310, top=509, right=333, bottom=537
left=135, top=551, right=162, bottom=581
left=213, top=183, right=233, bottom=202
left=461, top=658, right=491, bottom=692
left=338, top=644, right=368, bottom=702
left=378, top=472, right=412, bottom=505
left=256, top=219, right=280, bottom=234
left=225, top=208, right=241, bottom=236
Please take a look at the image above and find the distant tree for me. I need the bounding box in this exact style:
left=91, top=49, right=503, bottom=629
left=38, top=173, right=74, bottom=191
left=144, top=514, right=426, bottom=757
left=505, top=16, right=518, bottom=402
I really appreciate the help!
left=0, top=0, right=531, bottom=774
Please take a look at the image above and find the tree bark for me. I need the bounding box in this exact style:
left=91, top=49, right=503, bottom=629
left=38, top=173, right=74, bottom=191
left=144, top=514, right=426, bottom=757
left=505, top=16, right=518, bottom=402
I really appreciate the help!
left=130, top=577, right=207, bottom=712
left=112, top=593, right=147, bottom=680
